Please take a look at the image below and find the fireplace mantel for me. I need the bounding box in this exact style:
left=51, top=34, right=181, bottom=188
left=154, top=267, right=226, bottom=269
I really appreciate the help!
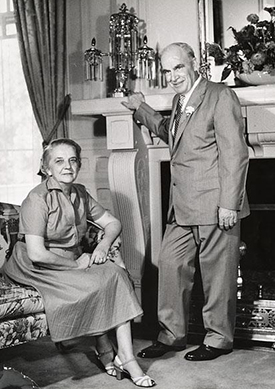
left=72, top=84, right=275, bottom=159
left=71, top=84, right=275, bottom=299
left=72, top=84, right=275, bottom=115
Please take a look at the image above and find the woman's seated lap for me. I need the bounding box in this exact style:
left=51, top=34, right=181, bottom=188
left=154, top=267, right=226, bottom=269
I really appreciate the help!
left=3, top=138, right=155, bottom=388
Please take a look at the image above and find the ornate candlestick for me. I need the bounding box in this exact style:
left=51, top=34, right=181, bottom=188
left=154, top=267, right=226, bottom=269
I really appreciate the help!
left=109, top=3, right=138, bottom=96
left=84, top=38, right=105, bottom=81
left=84, top=3, right=156, bottom=97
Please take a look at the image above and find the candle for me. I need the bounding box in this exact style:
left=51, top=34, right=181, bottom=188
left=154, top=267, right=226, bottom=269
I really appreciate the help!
left=91, top=65, right=95, bottom=80
left=151, top=60, right=156, bottom=80
left=85, top=62, right=91, bottom=80
left=145, top=60, right=149, bottom=79
left=121, top=35, right=124, bottom=53
left=136, top=60, right=140, bottom=78
left=99, top=62, right=103, bottom=81
left=109, top=54, right=113, bottom=69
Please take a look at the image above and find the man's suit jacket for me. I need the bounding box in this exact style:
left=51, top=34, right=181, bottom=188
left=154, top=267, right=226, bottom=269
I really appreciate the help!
left=134, top=77, right=250, bottom=226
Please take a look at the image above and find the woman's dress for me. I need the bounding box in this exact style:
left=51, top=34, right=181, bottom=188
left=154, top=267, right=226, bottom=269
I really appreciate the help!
left=3, top=177, right=143, bottom=342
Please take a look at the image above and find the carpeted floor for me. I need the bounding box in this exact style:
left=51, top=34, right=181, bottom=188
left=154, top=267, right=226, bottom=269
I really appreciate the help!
left=0, top=332, right=275, bottom=389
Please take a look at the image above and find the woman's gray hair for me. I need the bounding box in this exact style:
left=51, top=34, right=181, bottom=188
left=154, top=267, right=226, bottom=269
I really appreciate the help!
left=41, top=138, right=82, bottom=174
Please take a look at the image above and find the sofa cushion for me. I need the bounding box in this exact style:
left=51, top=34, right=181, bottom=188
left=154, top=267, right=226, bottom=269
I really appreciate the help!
left=0, top=277, right=44, bottom=320
left=0, top=312, right=48, bottom=349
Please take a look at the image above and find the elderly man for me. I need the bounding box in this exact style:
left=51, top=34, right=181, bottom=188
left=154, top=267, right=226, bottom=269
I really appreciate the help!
left=122, top=42, right=249, bottom=361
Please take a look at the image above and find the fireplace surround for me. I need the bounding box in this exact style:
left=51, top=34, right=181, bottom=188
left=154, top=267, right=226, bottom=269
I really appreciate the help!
left=72, top=84, right=275, bottom=345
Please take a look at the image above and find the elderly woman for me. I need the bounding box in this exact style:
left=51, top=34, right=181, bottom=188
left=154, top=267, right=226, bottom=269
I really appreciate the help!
left=3, top=138, right=155, bottom=388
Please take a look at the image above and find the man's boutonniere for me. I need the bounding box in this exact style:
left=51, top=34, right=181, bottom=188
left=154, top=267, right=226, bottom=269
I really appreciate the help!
left=185, top=106, right=195, bottom=117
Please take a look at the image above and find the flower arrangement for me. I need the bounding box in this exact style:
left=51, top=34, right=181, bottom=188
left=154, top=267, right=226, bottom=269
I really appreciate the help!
left=207, top=7, right=275, bottom=82
left=185, top=106, right=195, bottom=117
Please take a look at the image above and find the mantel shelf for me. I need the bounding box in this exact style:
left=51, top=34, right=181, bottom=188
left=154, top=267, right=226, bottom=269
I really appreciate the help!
left=71, top=84, right=275, bottom=117
left=71, top=93, right=174, bottom=116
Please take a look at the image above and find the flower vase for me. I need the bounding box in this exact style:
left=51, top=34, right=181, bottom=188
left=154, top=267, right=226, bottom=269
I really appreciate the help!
left=237, top=71, right=275, bottom=86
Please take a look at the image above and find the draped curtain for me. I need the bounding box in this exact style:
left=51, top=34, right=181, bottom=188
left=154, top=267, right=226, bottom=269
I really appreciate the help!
left=13, top=0, right=70, bottom=145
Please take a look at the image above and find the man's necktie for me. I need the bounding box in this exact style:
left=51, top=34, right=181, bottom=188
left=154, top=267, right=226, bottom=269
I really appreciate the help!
left=173, top=94, right=185, bottom=140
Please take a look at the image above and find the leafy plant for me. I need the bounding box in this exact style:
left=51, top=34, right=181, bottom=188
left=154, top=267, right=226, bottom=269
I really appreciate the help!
left=207, top=7, right=275, bottom=82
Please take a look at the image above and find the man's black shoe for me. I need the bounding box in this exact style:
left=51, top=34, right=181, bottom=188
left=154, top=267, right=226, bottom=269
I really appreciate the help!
left=184, top=344, right=233, bottom=361
left=137, top=341, right=186, bottom=358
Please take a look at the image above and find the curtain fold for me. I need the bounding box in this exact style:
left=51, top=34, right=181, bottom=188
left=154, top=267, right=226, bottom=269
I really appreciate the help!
left=13, top=0, right=69, bottom=143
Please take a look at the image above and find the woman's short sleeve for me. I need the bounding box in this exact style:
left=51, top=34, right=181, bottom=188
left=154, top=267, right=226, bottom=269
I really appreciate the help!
left=86, top=192, right=106, bottom=221
left=20, top=192, right=48, bottom=236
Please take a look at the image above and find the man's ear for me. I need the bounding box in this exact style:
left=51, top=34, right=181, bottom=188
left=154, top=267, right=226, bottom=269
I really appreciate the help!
left=192, top=57, right=199, bottom=72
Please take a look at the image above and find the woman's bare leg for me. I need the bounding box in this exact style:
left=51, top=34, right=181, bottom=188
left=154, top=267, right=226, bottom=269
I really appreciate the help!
left=95, top=333, right=115, bottom=369
left=116, top=321, right=144, bottom=378
left=95, top=333, right=113, bottom=352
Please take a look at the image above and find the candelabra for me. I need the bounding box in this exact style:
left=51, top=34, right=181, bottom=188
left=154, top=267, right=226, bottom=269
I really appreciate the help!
left=84, top=3, right=156, bottom=97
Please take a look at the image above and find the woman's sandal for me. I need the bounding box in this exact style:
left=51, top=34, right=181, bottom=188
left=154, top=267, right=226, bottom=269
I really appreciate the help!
left=95, top=348, right=116, bottom=377
left=114, top=355, right=156, bottom=387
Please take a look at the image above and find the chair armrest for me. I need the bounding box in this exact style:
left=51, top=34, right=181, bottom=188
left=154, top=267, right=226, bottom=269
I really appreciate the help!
left=0, top=203, right=20, bottom=260
left=81, top=221, right=121, bottom=257
left=0, top=202, right=122, bottom=265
